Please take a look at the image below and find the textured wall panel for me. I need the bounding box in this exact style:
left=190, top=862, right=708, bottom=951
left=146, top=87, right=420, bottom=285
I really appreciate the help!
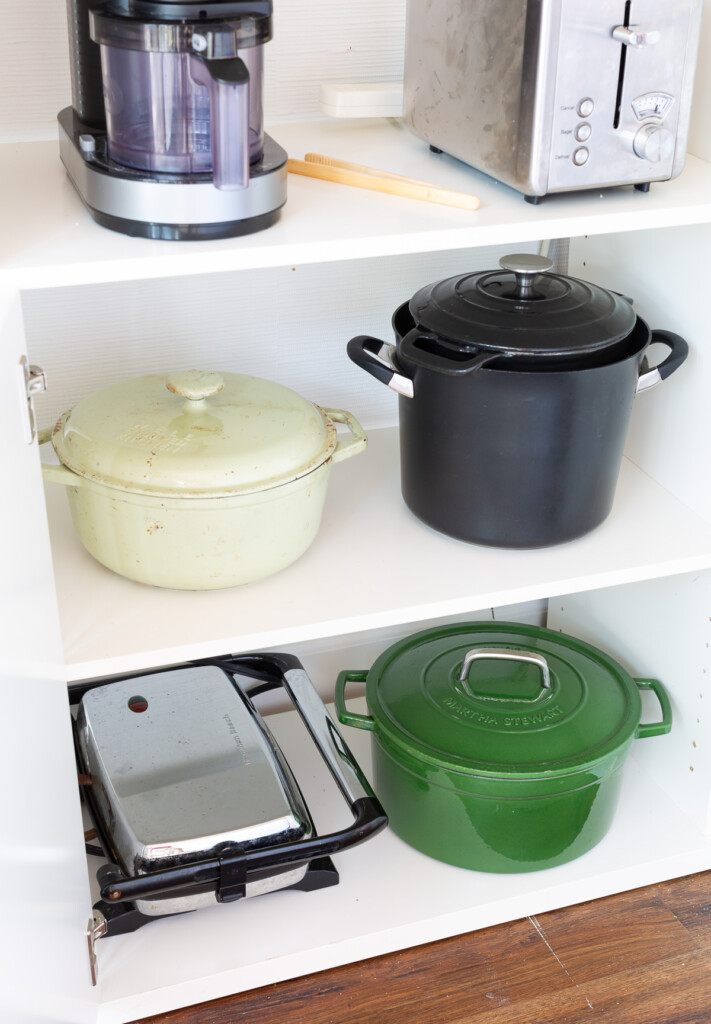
left=22, top=242, right=541, bottom=433
left=1, top=0, right=405, bottom=142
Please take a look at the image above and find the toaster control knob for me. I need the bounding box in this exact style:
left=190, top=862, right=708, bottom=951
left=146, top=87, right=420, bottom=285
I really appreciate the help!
left=633, top=124, right=674, bottom=163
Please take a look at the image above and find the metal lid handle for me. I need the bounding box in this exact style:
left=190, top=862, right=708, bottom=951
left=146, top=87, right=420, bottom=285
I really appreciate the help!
left=499, top=253, right=553, bottom=299
left=459, top=647, right=552, bottom=694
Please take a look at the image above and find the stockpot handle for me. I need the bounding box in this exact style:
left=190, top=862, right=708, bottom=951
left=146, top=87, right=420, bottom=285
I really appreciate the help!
left=97, top=654, right=387, bottom=908
left=347, top=335, right=415, bottom=398
left=459, top=647, right=552, bottom=699
left=398, top=328, right=503, bottom=377
left=634, top=678, right=673, bottom=738
left=636, top=330, right=689, bottom=394
left=321, top=407, right=368, bottom=464
left=335, top=669, right=378, bottom=731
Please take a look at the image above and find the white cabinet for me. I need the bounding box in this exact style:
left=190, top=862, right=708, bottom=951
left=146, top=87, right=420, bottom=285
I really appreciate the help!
left=3, top=11, right=711, bottom=1022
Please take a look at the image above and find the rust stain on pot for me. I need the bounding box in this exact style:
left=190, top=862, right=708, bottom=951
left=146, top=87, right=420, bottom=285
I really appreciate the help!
left=146, top=522, right=164, bottom=534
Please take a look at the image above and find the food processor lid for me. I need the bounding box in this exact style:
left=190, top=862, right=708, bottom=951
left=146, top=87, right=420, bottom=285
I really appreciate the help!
left=408, top=254, right=638, bottom=358
left=52, top=370, right=335, bottom=497
left=91, top=1, right=272, bottom=52
left=365, top=622, right=642, bottom=778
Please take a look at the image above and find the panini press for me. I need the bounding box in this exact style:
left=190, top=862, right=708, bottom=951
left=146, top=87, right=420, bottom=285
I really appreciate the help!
left=70, top=653, right=386, bottom=978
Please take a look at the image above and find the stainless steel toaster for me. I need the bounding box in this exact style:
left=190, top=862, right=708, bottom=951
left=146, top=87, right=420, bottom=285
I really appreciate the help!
left=403, top=0, right=703, bottom=202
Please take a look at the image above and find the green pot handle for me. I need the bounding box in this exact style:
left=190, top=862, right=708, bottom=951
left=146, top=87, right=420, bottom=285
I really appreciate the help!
left=634, top=678, right=673, bottom=738
left=335, top=670, right=377, bottom=731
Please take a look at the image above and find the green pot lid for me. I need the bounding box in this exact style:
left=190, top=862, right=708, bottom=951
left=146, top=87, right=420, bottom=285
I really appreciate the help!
left=52, top=370, right=336, bottom=497
left=365, top=622, right=643, bottom=779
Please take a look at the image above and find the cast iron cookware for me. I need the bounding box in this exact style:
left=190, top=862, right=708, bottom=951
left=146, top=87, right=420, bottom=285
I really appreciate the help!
left=335, top=621, right=672, bottom=873
left=348, top=255, right=688, bottom=547
left=41, top=370, right=366, bottom=589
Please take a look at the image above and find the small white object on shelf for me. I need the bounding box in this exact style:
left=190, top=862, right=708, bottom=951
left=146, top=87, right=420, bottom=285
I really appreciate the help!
left=319, top=81, right=404, bottom=119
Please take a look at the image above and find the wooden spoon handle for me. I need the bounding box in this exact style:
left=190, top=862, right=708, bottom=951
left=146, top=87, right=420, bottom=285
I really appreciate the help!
left=287, top=157, right=480, bottom=211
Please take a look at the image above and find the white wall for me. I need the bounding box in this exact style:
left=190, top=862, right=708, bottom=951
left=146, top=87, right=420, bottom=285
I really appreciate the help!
left=1, top=0, right=406, bottom=142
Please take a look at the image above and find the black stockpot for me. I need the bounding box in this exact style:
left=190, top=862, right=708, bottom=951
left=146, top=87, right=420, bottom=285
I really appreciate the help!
left=347, top=254, right=688, bottom=548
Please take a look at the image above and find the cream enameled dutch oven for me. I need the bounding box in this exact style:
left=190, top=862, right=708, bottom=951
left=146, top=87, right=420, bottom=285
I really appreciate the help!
left=41, top=370, right=366, bottom=590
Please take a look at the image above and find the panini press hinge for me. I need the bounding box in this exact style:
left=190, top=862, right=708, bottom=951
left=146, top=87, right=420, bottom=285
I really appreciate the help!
left=86, top=913, right=107, bottom=986
left=217, top=855, right=247, bottom=902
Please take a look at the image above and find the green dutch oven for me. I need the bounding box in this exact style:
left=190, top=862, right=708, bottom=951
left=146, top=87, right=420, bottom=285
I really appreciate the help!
left=335, top=621, right=672, bottom=873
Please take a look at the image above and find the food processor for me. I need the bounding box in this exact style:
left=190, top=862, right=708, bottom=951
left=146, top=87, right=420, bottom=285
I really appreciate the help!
left=60, top=0, right=287, bottom=239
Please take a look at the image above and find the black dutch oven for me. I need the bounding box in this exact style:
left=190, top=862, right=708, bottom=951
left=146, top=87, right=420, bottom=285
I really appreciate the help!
left=347, top=254, right=688, bottom=548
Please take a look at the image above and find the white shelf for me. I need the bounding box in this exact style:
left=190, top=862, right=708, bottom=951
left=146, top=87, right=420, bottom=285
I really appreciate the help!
left=43, top=426, right=711, bottom=682
left=89, top=695, right=711, bottom=1024
left=5, top=119, right=711, bottom=289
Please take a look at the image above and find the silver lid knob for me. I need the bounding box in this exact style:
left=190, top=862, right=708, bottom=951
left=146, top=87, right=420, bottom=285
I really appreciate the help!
left=499, top=253, right=553, bottom=299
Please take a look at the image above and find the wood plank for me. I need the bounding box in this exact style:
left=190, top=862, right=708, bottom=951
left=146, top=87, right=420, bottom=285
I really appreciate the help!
left=653, top=872, right=711, bottom=950
left=449, top=948, right=711, bottom=1024
left=525, top=889, right=696, bottom=984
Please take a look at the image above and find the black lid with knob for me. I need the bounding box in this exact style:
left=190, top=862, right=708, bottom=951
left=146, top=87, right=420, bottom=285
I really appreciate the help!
left=407, top=254, right=638, bottom=358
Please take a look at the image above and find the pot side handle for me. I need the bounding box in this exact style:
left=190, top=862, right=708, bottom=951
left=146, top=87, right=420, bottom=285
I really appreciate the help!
left=398, top=328, right=502, bottom=377
left=38, top=427, right=85, bottom=488
left=347, top=335, right=415, bottom=398
left=322, top=408, right=368, bottom=464
left=634, top=678, right=673, bottom=738
left=636, top=331, right=689, bottom=394
left=335, top=670, right=377, bottom=731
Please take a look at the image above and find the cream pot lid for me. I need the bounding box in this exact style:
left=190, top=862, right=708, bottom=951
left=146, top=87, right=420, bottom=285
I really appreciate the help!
left=52, top=370, right=337, bottom=497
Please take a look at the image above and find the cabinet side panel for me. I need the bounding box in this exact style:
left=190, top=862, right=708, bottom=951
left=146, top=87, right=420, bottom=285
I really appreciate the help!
left=687, top=0, right=711, bottom=160
left=569, top=227, right=711, bottom=524
left=0, top=287, right=97, bottom=1023
left=548, top=572, right=711, bottom=834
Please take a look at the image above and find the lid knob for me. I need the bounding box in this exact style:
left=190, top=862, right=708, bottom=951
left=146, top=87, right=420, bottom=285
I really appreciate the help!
left=166, top=370, right=224, bottom=408
left=499, top=253, right=554, bottom=300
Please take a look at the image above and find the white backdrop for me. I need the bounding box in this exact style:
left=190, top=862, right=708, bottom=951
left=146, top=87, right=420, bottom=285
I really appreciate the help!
left=1, top=0, right=407, bottom=141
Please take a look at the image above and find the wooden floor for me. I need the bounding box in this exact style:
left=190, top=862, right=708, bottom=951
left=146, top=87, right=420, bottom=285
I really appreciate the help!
left=133, top=870, right=711, bottom=1024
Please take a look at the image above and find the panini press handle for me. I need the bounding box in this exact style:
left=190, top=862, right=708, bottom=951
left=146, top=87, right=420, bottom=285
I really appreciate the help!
left=228, top=653, right=387, bottom=848
left=276, top=654, right=378, bottom=807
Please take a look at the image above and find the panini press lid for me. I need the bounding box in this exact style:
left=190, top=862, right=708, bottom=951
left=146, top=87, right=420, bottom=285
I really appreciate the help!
left=77, top=666, right=311, bottom=872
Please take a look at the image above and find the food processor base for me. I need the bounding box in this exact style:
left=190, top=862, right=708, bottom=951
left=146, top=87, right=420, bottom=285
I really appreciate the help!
left=58, top=108, right=288, bottom=241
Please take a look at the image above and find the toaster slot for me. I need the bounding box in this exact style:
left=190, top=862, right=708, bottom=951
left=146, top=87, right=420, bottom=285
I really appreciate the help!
left=613, top=1, right=633, bottom=129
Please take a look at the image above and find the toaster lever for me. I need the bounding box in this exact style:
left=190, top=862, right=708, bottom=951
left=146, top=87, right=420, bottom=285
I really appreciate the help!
left=612, top=25, right=660, bottom=47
